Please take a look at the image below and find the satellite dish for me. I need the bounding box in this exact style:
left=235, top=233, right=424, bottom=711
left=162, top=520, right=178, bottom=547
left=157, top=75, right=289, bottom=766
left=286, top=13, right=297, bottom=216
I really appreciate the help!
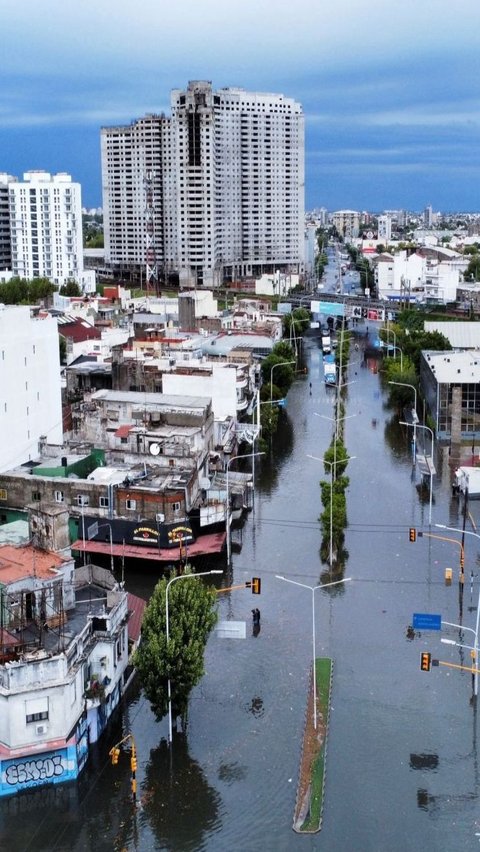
left=150, top=442, right=160, bottom=456
left=199, top=477, right=211, bottom=490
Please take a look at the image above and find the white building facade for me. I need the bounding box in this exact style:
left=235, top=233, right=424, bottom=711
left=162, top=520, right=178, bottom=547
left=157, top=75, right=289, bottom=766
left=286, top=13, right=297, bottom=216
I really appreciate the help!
left=8, top=171, right=84, bottom=285
left=0, top=306, right=63, bottom=472
left=101, top=81, right=305, bottom=288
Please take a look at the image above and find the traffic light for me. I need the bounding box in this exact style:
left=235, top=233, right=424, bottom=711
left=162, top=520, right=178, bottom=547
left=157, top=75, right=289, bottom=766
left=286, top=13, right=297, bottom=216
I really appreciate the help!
left=251, top=577, right=261, bottom=595
left=420, top=652, right=431, bottom=672
left=460, top=551, right=465, bottom=569
left=110, top=747, right=120, bottom=765
left=409, top=528, right=417, bottom=543
left=130, top=755, right=137, bottom=773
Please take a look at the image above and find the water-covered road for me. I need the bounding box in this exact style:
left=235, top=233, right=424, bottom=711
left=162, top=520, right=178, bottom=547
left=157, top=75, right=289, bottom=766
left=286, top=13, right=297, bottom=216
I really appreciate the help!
left=6, top=331, right=480, bottom=852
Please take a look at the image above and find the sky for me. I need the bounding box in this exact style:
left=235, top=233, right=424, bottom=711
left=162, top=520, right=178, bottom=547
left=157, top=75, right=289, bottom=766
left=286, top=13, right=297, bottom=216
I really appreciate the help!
left=2, top=0, right=480, bottom=213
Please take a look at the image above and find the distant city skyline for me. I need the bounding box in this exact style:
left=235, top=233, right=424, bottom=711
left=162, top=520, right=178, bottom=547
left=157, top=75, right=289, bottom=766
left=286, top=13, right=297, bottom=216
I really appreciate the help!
left=2, top=0, right=480, bottom=211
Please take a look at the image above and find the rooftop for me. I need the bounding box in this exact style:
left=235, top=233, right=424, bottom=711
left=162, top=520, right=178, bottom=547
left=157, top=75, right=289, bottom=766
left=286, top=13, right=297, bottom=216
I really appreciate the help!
left=423, top=349, right=480, bottom=384
left=0, top=545, right=66, bottom=585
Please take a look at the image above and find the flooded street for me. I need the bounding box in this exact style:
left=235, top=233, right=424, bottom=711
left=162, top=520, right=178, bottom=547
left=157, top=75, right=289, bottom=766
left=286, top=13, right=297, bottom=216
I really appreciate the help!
left=5, top=332, right=480, bottom=851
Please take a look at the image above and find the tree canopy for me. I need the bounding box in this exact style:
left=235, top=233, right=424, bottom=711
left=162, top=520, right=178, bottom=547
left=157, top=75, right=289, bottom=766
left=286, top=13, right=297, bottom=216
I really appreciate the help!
left=133, top=570, right=218, bottom=723
left=0, top=276, right=56, bottom=305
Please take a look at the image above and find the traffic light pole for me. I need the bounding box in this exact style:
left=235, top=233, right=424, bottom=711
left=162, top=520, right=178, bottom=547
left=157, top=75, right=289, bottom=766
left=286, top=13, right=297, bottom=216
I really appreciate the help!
left=109, top=732, right=137, bottom=802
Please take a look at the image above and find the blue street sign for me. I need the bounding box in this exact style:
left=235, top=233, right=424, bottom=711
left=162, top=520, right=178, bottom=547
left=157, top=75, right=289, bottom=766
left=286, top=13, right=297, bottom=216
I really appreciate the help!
left=412, top=613, right=442, bottom=631
left=277, top=398, right=286, bottom=408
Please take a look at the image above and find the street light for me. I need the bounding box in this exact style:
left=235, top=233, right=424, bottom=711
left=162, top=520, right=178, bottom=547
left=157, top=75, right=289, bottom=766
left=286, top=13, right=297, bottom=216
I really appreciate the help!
left=389, top=381, right=417, bottom=463
left=165, top=569, right=223, bottom=747
left=314, top=411, right=356, bottom=442
left=275, top=575, right=351, bottom=728
left=225, top=452, right=264, bottom=565
left=307, top=453, right=356, bottom=565
left=270, top=360, right=296, bottom=402
left=98, top=523, right=114, bottom=575
left=385, top=327, right=404, bottom=372
left=400, top=421, right=435, bottom=525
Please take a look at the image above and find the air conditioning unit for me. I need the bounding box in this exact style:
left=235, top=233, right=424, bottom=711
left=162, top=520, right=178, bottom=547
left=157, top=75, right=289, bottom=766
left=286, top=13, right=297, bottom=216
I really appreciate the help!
left=156, top=513, right=165, bottom=523
left=36, top=724, right=47, bottom=736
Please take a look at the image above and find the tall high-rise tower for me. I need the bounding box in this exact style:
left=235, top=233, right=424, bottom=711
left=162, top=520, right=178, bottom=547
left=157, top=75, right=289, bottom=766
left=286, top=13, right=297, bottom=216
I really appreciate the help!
left=101, top=81, right=305, bottom=288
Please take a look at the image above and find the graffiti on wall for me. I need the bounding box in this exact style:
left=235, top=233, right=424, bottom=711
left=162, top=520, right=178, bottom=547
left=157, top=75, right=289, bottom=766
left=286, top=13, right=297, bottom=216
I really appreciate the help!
left=5, top=754, right=66, bottom=787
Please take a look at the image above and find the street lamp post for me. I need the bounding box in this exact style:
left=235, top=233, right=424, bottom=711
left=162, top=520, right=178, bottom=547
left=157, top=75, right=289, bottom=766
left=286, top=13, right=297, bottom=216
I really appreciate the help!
left=385, top=328, right=403, bottom=372
left=225, top=452, right=264, bottom=565
left=98, top=523, right=114, bottom=575
left=389, top=381, right=417, bottom=463
left=270, top=360, right=296, bottom=402
left=308, top=453, right=356, bottom=565
left=165, top=569, right=223, bottom=747
left=400, top=421, right=435, bottom=525
left=314, top=411, right=356, bottom=442
left=275, top=575, right=351, bottom=728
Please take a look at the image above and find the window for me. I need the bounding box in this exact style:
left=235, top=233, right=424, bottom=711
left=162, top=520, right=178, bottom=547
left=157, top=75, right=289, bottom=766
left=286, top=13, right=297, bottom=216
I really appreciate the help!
left=126, top=499, right=136, bottom=510
left=26, top=697, right=49, bottom=723
left=32, top=491, right=41, bottom=502
left=99, top=496, right=109, bottom=509
left=26, top=711, right=48, bottom=723
left=76, top=495, right=89, bottom=507
left=54, top=490, right=64, bottom=503
left=172, top=501, right=181, bottom=512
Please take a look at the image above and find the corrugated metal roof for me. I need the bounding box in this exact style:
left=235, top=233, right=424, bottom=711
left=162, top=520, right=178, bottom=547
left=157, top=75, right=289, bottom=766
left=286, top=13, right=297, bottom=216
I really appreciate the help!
left=424, top=322, right=480, bottom=350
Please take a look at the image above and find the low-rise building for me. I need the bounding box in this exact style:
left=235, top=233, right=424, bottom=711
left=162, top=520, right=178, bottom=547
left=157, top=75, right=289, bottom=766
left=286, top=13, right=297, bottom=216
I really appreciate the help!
left=0, top=530, right=139, bottom=797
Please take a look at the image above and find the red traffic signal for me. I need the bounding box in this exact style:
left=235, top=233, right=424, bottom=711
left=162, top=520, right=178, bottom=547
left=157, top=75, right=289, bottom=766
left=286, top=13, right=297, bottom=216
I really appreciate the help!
left=409, top=528, right=417, bottom=542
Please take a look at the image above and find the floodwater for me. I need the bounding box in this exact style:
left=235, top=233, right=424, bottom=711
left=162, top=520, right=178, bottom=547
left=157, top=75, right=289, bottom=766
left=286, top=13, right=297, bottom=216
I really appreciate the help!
left=5, top=332, right=480, bottom=851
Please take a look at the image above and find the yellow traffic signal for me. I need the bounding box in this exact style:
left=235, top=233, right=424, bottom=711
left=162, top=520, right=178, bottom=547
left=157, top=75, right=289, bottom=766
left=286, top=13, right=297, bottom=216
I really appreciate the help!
left=110, top=747, right=120, bottom=765
left=420, top=652, right=431, bottom=672
left=251, top=577, right=261, bottom=595
left=460, top=552, right=465, bottom=569
left=445, top=568, right=452, bottom=585
left=409, top=528, right=417, bottom=543
left=131, top=755, right=137, bottom=772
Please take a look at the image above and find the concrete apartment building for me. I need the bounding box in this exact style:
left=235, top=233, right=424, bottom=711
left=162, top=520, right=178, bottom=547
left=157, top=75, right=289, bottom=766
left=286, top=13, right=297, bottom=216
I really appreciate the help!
left=0, top=305, right=63, bottom=472
left=8, top=171, right=84, bottom=285
left=101, top=81, right=305, bottom=288
left=331, top=210, right=360, bottom=240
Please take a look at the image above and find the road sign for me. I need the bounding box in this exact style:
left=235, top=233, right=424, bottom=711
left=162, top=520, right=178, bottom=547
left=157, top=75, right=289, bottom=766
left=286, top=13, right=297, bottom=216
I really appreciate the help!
left=412, top=613, right=442, bottom=631
left=87, top=521, right=99, bottom=540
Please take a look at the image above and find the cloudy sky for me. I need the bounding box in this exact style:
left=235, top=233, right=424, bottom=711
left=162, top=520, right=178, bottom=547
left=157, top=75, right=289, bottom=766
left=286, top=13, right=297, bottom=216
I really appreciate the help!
left=2, top=0, right=480, bottom=212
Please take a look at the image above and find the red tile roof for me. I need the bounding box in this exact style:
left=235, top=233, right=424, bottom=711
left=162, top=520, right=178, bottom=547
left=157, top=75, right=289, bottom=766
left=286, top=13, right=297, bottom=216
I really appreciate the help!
left=127, top=593, right=146, bottom=644
left=0, top=545, right=66, bottom=584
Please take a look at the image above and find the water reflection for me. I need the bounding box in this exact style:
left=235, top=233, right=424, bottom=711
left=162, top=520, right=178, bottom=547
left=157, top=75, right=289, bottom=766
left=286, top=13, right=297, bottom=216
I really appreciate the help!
left=140, top=735, right=221, bottom=852
left=256, top=410, right=294, bottom=495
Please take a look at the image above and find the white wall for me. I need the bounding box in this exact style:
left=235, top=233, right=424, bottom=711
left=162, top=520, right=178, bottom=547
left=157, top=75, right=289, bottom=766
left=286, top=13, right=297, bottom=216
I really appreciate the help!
left=0, top=306, right=62, bottom=471
left=162, top=365, right=237, bottom=420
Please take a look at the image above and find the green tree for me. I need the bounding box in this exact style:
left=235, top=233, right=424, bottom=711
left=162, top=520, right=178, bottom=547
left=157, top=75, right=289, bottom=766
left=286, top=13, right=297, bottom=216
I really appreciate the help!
left=465, top=255, right=480, bottom=281
left=59, top=280, right=82, bottom=297
left=133, top=570, right=218, bottom=723
left=282, top=307, right=310, bottom=336
left=260, top=354, right=295, bottom=398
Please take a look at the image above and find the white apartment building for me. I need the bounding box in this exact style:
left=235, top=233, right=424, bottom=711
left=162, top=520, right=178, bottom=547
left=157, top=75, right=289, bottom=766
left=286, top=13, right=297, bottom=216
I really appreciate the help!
left=101, top=81, right=305, bottom=288
left=331, top=210, right=360, bottom=240
left=375, top=250, right=461, bottom=303
left=8, top=171, right=83, bottom=285
left=377, top=215, right=392, bottom=243
left=0, top=173, right=15, bottom=271
left=0, top=305, right=63, bottom=472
